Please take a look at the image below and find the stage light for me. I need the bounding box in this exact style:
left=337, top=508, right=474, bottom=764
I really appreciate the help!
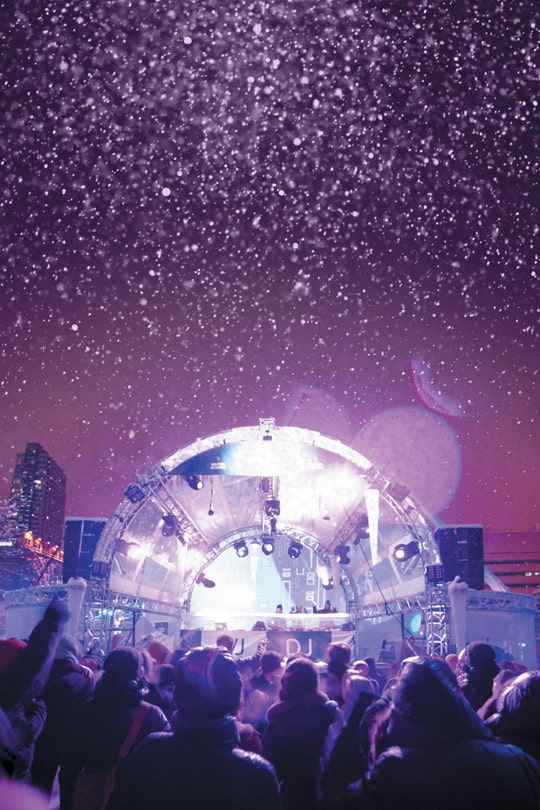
left=124, top=483, right=145, bottom=503
left=353, top=514, right=370, bottom=544
left=322, top=578, right=334, bottom=590
left=335, top=544, right=351, bottom=565
left=261, top=536, right=275, bottom=556
left=161, top=515, right=176, bottom=537
left=185, top=474, right=204, bottom=490
left=393, top=540, right=421, bottom=562
left=288, top=541, right=302, bottom=559
left=234, top=540, right=249, bottom=558
left=197, top=573, right=216, bottom=588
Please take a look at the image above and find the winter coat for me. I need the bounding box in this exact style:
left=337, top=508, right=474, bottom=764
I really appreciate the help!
left=60, top=692, right=169, bottom=809
left=31, top=658, right=95, bottom=794
left=107, top=714, right=280, bottom=810
left=345, top=737, right=540, bottom=810
left=263, top=691, right=338, bottom=810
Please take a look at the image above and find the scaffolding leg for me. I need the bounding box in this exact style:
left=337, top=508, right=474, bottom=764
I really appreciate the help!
left=425, top=584, right=448, bottom=658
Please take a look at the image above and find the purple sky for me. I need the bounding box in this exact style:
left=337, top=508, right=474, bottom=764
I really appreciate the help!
left=1, top=1, right=538, bottom=533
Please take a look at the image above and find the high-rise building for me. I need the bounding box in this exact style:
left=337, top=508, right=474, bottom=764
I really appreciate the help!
left=63, top=517, right=107, bottom=582
left=484, top=530, right=540, bottom=594
left=9, top=442, right=66, bottom=550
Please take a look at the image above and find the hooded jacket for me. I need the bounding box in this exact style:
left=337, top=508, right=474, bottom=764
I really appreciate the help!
left=346, top=659, right=540, bottom=810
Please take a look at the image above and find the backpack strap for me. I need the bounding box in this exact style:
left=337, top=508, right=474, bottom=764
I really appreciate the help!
left=117, top=702, right=150, bottom=761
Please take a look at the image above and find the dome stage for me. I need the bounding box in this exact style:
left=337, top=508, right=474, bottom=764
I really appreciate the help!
left=4, top=420, right=535, bottom=669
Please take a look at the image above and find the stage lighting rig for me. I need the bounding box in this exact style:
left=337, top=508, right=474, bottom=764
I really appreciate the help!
left=261, top=536, right=275, bottom=556
left=335, top=544, right=351, bottom=565
left=393, top=540, right=421, bottom=562
left=287, top=541, right=302, bottom=559
left=353, top=514, right=370, bottom=544
left=322, top=577, right=334, bottom=590
left=161, top=515, right=176, bottom=537
left=197, top=573, right=216, bottom=588
left=234, top=540, right=249, bottom=558
left=185, top=475, right=204, bottom=491
left=124, top=483, right=145, bottom=504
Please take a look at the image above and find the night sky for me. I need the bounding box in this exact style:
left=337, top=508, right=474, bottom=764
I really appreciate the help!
left=1, top=1, right=538, bottom=533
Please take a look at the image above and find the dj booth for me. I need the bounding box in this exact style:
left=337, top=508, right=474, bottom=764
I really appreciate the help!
left=180, top=624, right=354, bottom=662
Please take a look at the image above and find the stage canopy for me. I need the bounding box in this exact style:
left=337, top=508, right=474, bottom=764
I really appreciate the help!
left=92, top=419, right=442, bottom=614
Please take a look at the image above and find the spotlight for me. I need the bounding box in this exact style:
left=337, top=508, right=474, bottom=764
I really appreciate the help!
left=234, top=540, right=249, bottom=558
left=197, top=573, right=216, bottom=588
left=287, top=541, right=302, bottom=559
left=335, top=544, right=351, bottom=565
left=353, top=529, right=369, bottom=544
left=161, top=515, right=176, bottom=537
left=393, top=540, right=421, bottom=562
left=353, top=514, right=370, bottom=544
left=124, top=483, right=145, bottom=504
left=185, top=475, right=204, bottom=491
left=261, top=536, right=275, bottom=556
left=322, top=578, right=334, bottom=590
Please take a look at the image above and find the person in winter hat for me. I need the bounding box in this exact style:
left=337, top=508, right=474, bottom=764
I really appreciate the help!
left=108, top=646, right=280, bottom=810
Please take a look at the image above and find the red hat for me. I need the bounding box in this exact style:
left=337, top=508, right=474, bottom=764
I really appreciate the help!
left=148, top=641, right=169, bottom=665
left=0, top=638, right=27, bottom=672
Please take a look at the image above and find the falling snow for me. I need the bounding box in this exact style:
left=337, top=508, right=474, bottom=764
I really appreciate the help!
left=0, top=0, right=538, bottom=531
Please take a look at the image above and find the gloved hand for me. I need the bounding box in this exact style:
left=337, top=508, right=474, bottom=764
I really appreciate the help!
left=43, top=598, right=70, bottom=626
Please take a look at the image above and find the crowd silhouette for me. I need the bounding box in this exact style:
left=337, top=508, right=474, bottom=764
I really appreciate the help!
left=1, top=600, right=540, bottom=809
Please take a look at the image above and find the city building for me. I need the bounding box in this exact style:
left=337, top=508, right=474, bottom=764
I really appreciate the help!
left=483, top=530, right=540, bottom=595
left=9, top=442, right=66, bottom=550
left=63, top=517, right=107, bottom=582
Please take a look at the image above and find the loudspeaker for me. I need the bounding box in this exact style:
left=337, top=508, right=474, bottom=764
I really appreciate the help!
left=63, top=519, right=105, bottom=582
left=434, top=525, right=485, bottom=590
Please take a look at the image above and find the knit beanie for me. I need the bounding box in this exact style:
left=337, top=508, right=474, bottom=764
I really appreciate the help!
left=104, top=647, right=142, bottom=681
left=174, top=646, right=242, bottom=718
left=465, top=641, right=499, bottom=674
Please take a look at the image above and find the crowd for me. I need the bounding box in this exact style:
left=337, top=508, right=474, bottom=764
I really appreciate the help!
left=1, top=601, right=540, bottom=809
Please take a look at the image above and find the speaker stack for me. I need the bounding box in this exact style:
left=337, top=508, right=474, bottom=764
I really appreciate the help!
left=434, top=525, right=485, bottom=590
